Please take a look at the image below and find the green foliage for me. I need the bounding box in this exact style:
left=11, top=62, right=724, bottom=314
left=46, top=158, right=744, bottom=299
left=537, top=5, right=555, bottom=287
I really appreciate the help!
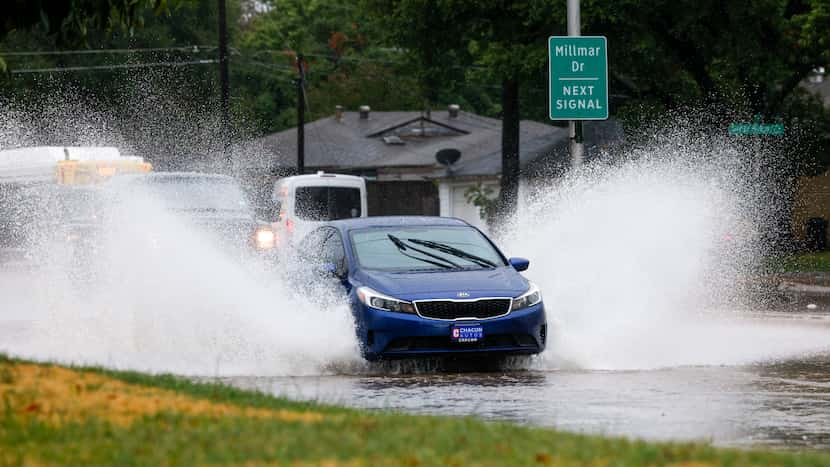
left=1, top=0, right=184, bottom=46
left=235, top=0, right=425, bottom=133
left=239, top=0, right=378, bottom=55
left=464, top=182, right=498, bottom=223
left=366, top=0, right=830, bottom=174
left=776, top=250, right=830, bottom=272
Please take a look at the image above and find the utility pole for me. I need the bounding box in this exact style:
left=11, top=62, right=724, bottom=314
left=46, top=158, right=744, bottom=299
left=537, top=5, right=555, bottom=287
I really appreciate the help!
left=567, top=0, right=584, bottom=167
left=296, top=53, right=306, bottom=175
left=217, top=0, right=230, bottom=163
left=500, top=77, right=520, bottom=223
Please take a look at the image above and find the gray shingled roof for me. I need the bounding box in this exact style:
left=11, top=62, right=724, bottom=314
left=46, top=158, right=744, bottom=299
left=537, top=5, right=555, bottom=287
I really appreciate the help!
left=446, top=126, right=569, bottom=177
left=442, top=119, right=623, bottom=178
left=239, top=110, right=567, bottom=174
left=237, top=110, right=623, bottom=178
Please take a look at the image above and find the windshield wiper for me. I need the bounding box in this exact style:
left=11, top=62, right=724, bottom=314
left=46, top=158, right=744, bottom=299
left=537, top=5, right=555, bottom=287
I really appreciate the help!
left=387, top=234, right=458, bottom=270
left=405, top=238, right=497, bottom=268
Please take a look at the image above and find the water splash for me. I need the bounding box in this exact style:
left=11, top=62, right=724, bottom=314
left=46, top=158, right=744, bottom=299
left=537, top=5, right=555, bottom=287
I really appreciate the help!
left=3, top=87, right=830, bottom=376
left=506, top=132, right=830, bottom=370
left=2, top=192, right=362, bottom=376
left=0, top=89, right=362, bottom=376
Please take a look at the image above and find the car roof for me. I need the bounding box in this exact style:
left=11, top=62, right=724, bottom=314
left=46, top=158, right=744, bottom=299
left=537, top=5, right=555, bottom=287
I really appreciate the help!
left=277, top=172, right=364, bottom=183
left=328, top=216, right=471, bottom=230
left=129, top=171, right=234, bottom=180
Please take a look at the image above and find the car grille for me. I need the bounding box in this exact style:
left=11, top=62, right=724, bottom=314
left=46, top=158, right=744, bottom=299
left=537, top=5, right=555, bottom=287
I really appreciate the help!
left=414, top=298, right=512, bottom=320
left=385, top=334, right=538, bottom=352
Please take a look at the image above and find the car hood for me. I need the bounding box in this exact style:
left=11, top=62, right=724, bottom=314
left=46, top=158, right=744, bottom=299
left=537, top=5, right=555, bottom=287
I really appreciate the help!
left=169, top=209, right=254, bottom=221
left=175, top=212, right=259, bottom=247
left=355, top=267, right=529, bottom=301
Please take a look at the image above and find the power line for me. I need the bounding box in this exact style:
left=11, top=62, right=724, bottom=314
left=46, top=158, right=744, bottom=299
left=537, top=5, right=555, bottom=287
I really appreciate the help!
left=10, top=59, right=219, bottom=74
left=3, top=46, right=543, bottom=95
left=3, top=45, right=490, bottom=73
left=236, top=48, right=489, bottom=71
left=236, top=59, right=296, bottom=72
left=1, top=46, right=216, bottom=56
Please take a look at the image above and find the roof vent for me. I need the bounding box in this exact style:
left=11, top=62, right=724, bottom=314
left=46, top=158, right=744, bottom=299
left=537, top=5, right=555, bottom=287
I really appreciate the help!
left=359, top=105, right=371, bottom=119
left=335, top=105, right=344, bottom=122
left=382, top=135, right=405, bottom=145
left=448, top=104, right=460, bottom=118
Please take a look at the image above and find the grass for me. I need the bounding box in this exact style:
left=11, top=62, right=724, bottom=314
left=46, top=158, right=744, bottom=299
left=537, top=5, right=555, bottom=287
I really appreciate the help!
left=775, top=250, right=830, bottom=273
left=2, top=355, right=830, bottom=466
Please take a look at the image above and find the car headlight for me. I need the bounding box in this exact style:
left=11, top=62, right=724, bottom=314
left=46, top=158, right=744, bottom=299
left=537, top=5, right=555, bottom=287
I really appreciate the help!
left=254, top=227, right=276, bottom=250
left=511, top=282, right=542, bottom=311
left=356, top=286, right=416, bottom=314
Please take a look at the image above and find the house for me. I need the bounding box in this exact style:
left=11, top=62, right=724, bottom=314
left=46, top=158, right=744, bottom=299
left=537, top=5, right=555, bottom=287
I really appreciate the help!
left=791, top=69, right=830, bottom=246
left=237, top=105, right=622, bottom=231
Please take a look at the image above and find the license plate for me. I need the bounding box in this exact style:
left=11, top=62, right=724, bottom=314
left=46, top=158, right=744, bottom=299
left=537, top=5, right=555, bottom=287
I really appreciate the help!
left=451, top=324, right=484, bottom=343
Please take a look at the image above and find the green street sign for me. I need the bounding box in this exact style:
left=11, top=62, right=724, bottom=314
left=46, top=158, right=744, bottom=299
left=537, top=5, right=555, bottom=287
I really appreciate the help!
left=728, top=115, right=784, bottom=136
left=548, top=36, right=609, bottom=120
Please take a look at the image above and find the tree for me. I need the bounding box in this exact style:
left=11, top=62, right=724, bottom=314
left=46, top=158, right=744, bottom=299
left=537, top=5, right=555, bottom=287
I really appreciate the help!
left=587, top=0, right=830, bottom=175
left=363, top=0, right=559, bottom=223
left=236, top=0, right=423, bottom=133
left=0, top=1, right=237, bottom=170
left=366, top=0, right=830, bottom=181
left=1, top=0, right=183, bottom=70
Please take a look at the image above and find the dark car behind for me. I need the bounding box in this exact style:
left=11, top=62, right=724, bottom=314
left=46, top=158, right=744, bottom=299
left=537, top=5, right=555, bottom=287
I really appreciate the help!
left=104, top=172, right=275, bottom=256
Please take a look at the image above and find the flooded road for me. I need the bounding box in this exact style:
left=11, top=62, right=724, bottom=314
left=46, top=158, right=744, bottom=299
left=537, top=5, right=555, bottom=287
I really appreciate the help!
left=3, top=257, right=830, bottom=450
left=225, top=354, right=830, bottom=450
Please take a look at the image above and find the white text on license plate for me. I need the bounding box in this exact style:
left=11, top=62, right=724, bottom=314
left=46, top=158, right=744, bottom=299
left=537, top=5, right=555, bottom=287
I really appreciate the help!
left=451, top=325, right=484, bottom=343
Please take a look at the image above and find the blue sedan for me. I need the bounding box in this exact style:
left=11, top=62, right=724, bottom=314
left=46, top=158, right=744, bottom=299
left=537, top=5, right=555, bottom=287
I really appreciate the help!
left=297, top=216, right=546, bottom=360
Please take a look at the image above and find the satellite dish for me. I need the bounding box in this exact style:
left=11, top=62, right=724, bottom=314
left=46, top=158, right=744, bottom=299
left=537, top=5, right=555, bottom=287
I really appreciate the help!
left=436, top=148, right=461, bottom=166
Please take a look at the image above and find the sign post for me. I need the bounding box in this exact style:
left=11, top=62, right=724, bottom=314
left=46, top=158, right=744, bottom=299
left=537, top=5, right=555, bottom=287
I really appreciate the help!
left=728, top=115, right=785, bottom=136
left=550, top=10, right=608, bottom=169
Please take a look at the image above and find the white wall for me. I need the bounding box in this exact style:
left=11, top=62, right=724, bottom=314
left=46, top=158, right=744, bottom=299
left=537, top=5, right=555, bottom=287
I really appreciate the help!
left=438, top=180, right=500, bottom=233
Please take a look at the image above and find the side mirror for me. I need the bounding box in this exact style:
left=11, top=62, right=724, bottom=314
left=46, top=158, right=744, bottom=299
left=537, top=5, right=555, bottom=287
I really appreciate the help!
left=508, top=257, right=530, bottom=272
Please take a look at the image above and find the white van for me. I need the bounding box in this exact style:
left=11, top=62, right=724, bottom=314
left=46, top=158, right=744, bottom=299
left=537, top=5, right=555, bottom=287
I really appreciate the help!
left=271, top=172, right=367, bottom=247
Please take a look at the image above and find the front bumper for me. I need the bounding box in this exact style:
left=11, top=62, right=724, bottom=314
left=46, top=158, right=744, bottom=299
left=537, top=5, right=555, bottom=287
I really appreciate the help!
left=354, top=301, right=547, bottom=360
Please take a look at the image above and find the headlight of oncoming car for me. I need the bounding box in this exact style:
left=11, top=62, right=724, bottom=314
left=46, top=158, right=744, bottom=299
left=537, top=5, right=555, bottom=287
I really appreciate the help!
left=511, top=282, right=542, bottom=311
left=357, top=287, right=416, bottom=314
left=254, top=226, right=276, bottom=250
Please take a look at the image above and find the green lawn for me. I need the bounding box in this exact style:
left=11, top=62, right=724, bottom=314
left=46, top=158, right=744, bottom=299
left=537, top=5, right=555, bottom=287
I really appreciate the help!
left=2, top=354, right=829, bottom=466
left=775, top=251, right=830, bottom=273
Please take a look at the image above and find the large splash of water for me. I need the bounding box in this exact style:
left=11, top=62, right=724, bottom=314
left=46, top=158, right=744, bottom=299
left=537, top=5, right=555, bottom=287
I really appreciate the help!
left=2, top=88, right=830, bottom=375
left=1, top=192, right=362, bottom=376
left=0, top=87, right=362, bottom=376
left=507, top=135, right=830, bottom=370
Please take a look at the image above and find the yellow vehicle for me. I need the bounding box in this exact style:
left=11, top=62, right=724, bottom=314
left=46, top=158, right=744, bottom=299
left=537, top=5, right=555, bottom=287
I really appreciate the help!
left=56, top=158, right=152, bottom=185
left=0, top=146, right=151, bottom=186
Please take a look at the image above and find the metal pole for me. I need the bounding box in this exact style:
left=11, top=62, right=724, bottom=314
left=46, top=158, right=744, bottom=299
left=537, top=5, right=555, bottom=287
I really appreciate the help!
left=567, top=0, right=584, bottom=168
left=217, top=0, right=230, bottom=163
left=296, top=53, right=305, bottom=175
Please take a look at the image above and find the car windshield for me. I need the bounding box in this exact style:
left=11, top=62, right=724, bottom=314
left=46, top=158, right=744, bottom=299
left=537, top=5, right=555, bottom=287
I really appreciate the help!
left=295, top=186, right=361, bottom=221
left=135, top=177, right=250, bottom=212
left=350, top=226, right=506, bottom=271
